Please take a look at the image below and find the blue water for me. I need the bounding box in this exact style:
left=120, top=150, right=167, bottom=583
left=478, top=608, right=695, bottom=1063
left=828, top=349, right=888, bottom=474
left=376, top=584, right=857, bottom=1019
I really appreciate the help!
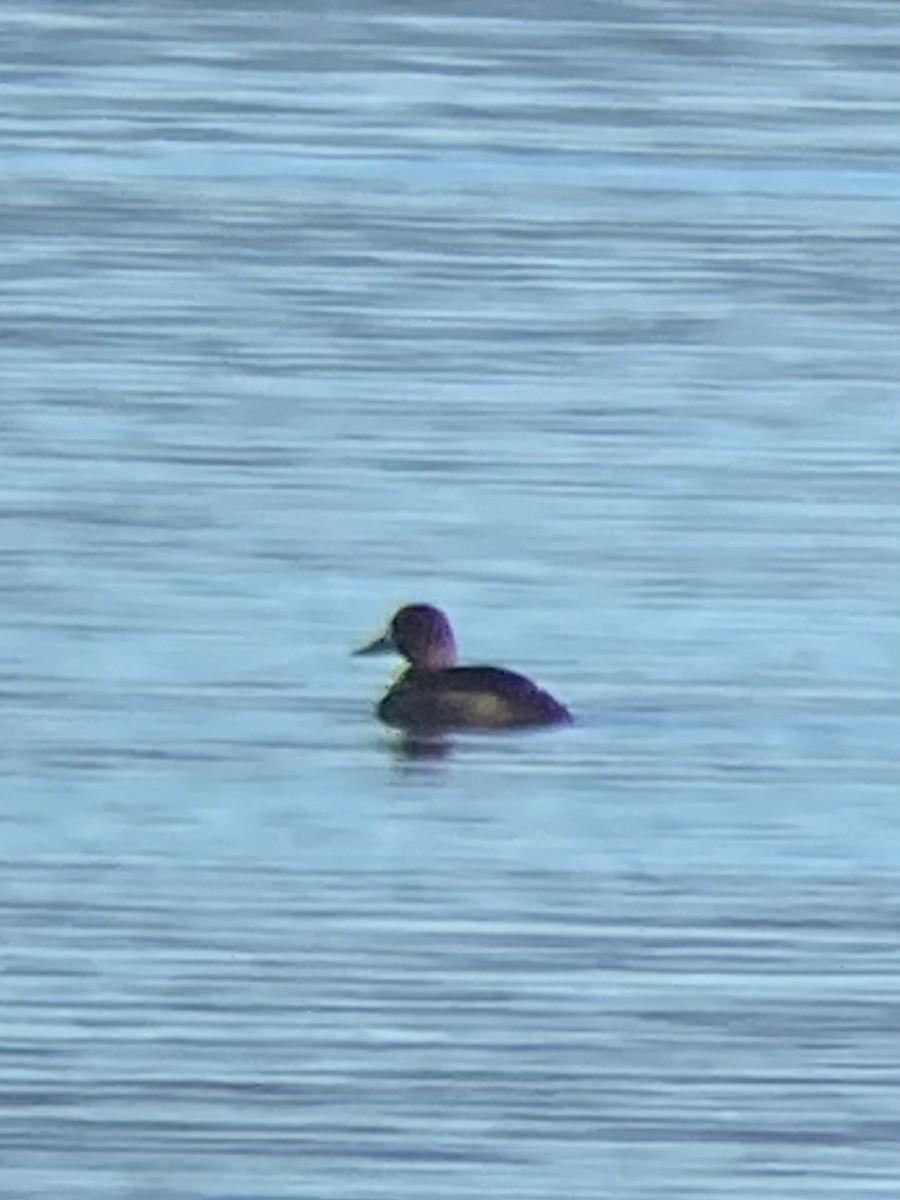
left=2, top=3, right=899, bottom=1197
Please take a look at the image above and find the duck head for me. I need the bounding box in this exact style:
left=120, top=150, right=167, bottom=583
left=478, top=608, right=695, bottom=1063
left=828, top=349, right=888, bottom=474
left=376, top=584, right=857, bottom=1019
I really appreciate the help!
left=354, top=604, right=458, bottom=670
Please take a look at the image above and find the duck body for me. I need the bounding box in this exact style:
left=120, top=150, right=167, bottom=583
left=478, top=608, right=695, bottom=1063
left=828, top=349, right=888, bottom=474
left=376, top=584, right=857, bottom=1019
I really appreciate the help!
left=355, top=604, right=571, bottom=734
left=378, top=664, right=571, bottom=733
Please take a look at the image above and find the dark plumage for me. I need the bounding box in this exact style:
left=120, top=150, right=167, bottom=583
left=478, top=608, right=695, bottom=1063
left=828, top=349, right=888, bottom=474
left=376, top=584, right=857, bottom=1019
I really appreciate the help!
left=354, top=604, right=571, bottom=734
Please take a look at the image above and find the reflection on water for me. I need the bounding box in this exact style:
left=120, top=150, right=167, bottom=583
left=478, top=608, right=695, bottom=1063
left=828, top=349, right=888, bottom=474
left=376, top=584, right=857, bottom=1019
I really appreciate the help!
left=389, top=735, right=457, bottom=763
left=2, top=2, right=899, bottom=1198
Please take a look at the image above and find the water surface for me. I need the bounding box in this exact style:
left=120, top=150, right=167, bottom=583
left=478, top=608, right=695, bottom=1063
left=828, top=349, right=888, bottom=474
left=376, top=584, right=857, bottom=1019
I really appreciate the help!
left=2, top=2, right=899, bottom=1197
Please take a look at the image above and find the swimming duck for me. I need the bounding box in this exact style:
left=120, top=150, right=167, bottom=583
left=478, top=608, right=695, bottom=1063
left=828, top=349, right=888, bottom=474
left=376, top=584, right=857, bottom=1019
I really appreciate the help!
left=354, top=604, right=571, bottom=734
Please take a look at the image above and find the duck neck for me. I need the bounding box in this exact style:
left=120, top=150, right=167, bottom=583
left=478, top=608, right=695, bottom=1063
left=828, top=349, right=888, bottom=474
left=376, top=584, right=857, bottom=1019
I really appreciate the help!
left=417, top=634, right=457, bottom=671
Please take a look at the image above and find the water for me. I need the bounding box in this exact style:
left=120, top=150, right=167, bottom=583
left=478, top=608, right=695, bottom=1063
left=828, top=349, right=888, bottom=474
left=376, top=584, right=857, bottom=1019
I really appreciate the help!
left=2, top=2, right=899, bottom=1197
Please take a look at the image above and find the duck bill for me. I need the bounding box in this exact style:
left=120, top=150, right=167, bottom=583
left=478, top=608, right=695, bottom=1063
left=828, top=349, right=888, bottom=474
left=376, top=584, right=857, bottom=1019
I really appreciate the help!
left=353, top=631, right=395, bottom=657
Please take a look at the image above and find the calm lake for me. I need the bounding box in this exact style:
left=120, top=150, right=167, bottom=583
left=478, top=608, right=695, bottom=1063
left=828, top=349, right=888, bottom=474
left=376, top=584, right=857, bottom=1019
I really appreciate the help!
left=2, top=2, right=899, bottom=1197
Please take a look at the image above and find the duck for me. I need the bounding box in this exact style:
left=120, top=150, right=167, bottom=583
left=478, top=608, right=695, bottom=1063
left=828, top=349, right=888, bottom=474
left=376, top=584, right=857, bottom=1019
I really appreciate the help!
left=354, top=603, right=571, bottom=734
